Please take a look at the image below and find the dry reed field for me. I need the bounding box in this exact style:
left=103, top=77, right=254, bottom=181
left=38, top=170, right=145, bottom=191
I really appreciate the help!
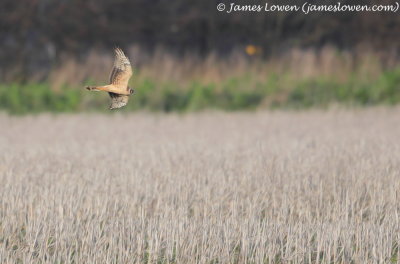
left=0, top=109, right=400, bottom=263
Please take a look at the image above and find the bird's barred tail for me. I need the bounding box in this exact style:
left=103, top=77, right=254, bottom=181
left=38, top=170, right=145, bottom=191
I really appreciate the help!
left=85, top=86, right=99, bottom=91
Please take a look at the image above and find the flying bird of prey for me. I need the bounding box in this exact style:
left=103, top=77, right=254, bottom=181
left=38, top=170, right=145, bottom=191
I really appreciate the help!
left=85, top=48, right=134, bottom=109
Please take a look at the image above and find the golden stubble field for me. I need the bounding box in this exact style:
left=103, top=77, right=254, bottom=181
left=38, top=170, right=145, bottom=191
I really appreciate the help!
left=0, top=109, right=399, bottom=263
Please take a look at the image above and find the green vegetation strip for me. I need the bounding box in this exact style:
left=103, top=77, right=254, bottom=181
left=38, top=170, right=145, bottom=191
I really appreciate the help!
left=1, top=69, right=400, bottom=114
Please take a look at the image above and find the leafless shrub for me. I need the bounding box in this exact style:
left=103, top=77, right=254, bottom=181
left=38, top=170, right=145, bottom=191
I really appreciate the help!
left=45, top=45, right=400, bottom=89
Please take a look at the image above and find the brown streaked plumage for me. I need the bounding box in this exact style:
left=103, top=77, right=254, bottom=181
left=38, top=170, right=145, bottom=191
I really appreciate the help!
left=85, top=48, right=134, bottom=109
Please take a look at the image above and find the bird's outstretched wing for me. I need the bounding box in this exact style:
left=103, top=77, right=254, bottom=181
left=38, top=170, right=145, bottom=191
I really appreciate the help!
left=109, top=92, right=130, bottom=110
left=109, top=48, right=133, bottom=90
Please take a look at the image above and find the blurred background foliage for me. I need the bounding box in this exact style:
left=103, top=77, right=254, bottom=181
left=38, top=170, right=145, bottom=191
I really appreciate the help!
left=0, top=0, right=399, bottom=113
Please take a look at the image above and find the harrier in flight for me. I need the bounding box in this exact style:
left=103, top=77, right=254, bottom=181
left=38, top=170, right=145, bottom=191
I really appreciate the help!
left=85, top=48, right=134, bottom=109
